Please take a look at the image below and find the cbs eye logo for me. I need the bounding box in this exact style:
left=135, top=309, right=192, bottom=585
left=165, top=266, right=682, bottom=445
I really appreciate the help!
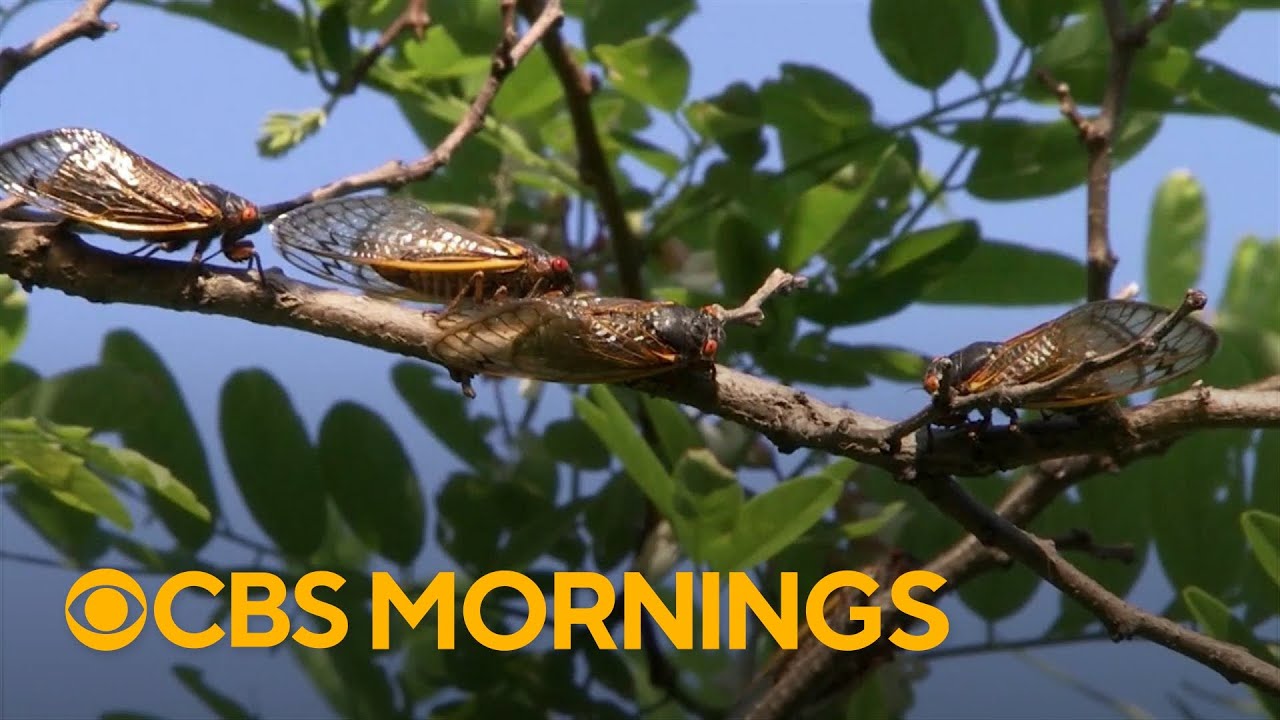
left=65, top=568, right=148, bottom=651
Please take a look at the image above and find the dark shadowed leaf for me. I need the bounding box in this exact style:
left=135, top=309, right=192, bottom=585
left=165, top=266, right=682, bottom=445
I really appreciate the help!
left=318, top=401, right=425, bottom=565
left=1146, top=170, right=1207, bottom=308
left=920, top=240, right=1086, bottom=305
left=543, top=418, right=612, bottom=470
left=957, top=0, right=998, bottom=79
left=759, top=64, right=873, bottom=168
left=958, top=114, right=1162, bottom=200
left=715, top=212, right=777, bottom=304
left=316, top=1, right=353, bottom=77
left=145, top=0, right=304, bottom=54
left=581, top=0, right=694, bottom=49
left=684, top=82, right=765, bottom=165
left=392, top=362, right=496, bottom=471
left=5, top=481, right=108, bottom=566
left=870, top=0, right=966, bottom=89
left=583, top=472, right=647, bottom=572
left=101, top=331, right=220, bottom=550
left=595, top=36, right=691, bottom=111
left=798, top=221, right=980, bottom=326
left=0, top=362, right=39, bottom=404
left=958, top=475, right=1041, bottom=621
left=219, top=369, right=325, bottom=558
left=996, top=0, right=1083, bottom=45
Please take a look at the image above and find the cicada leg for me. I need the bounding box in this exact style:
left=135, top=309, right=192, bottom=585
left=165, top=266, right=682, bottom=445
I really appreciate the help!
left=127, top=243, right=162, bottom=258
left=448, top=367, right=477, bottom=399
left=443, top=271, right=489, bottom=315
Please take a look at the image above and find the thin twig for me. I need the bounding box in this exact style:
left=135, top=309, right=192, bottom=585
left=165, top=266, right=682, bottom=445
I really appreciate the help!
left=0, top=0, right=115, bottom=95
left=705, top=269, right=808, bottom=327
left=324, top=0, right=430, bottom=113
left=1049, top=528, right=1137, bottom=564
left=516, top=0, right=645, bottom=300
left=258, top=0, right=564, bottom=218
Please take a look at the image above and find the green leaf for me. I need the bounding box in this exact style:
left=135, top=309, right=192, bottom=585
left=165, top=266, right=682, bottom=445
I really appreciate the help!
left=492, top=49, right=562, bottom=120
left=996, top=0, right=1082, bottom=45
left=316, top=1, right=353, bottom=77
left=707, top=463, right=844, bottom=570
left=573, top=386, right=675, bottom=519
left=1145, top=169, right=1207, bottom=308
left=1182, top=587, right=1280, bottom=719
left=672, top=449, right=742, bottom=560
left=402, top=25, right=490, bottom=80
left=392, top=362, right=496, bottom=471
left=594, top=36, right=691, bottom=111
left=1222, top=236, right=1280, bottom=335
left=841, top=500, right=906, bottom=539
left=957, top=0, right=999, bottom=79
left=684, top=82, right=765, bottom=165
left=920, top=240, right=1086, bottom=305
left=543, top=418, right=612, bottom=470
left=318, top=401, right=425, bottom=566
left=581, top=0, right=694, bottom=48
left=1241, top=510, right=1280, bottom=589
left=759, top=64, right=873, bottom=168
left=0, top=276, right=27, bottom=363
left=959, top=114, right=1163, bottom=200
left=638, top=395, right=702, bottom=468
left=257, top=109, right=327, bottom=158
left=0, top=362, right=39, bottom=403
left=145, top=0, right=305, bottom=55
left=66, top=438, right=210, bottom=524
left=218, top=369, right=326, bottom=558
left=798, top=220, right=980, bottom=326
left=101, top=331, right=219, bottom=551
left=780, top=181, right=874, bottom=271
left=870, top=0, right=966, bottom=89
left=715, top=212, right=777, bottom=304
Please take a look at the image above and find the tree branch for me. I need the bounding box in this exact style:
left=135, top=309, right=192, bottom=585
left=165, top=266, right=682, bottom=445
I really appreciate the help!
left=4, top=222, right=1277, bottom=481
left=0, top=0, right=116, bottom=95
left=516, top=0, right=645, bottom=300
left=258, top=0, right=564, bottom=219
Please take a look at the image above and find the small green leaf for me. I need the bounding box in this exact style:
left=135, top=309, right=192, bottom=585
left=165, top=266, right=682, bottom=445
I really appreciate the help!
left=493, top=50, right=562, bottom=120
left=639, top=395, right=702, bottom=468
left=1222, top=236, right=1280, bottom=335
left=1145, top=169, right=1207, bottom=308
left=920, top=240, right=1086, bottom=305
left=317, top=2, right=353, bottom=78
left=870, top=0, right=966, bottom=89
left=573, top=386, right=675, bottom=519
left=257, top=109, right=327, bottom=158
left=69, top=440, right=210, bottom=523
left=672, top=448, right=742, bottom=539
left=595, top=36, right=691, bottom=111
left=684, top=82, right=764, bottom=164
left=759, top=64, right=873, bottom=167
left=841, top=500, right=906, bottom=539
left=1241, top=510, right=1280, bottom=588
left=392, top=363, right=496, bottom=471
left=0, top=276, right=28, bottom=363
left=402, top=25, right=490, bottom=80
left=5, top=481, right=108, bottom=566
left=581, top=0, right=694, bottom=48
left=318, top=401, right=425, bottom=566
left=715, top=212, right=777, bottom=304
left=219, top=369, right=326, bottom=558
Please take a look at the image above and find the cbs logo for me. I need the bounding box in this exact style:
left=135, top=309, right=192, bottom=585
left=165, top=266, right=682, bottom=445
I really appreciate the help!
left=64, top=569, right=148, bottom=651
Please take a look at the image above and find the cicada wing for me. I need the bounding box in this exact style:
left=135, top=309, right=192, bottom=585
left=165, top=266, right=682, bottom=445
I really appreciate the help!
left=270, top=195, right=531, bottom=297
left=0, top=128, right=220, bottom=232
left=963, top=299, right=1219, bottom=405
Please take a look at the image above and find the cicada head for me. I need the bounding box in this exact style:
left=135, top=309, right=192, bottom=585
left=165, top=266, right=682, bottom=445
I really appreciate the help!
left=524, top=246, right=576, bottom=296
left=193, top=181, right=262, bottom=235
left=923, top=341, right=1001, bottom=396
left=648, top=304, right=725, bottom=362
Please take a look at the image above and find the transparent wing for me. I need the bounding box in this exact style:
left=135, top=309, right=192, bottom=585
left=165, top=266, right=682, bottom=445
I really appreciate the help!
left=269, top=195, right=529, bottom=298
left=964, top=299, right=1219, bottom=406
left=0, top=128, right=218, bottom=232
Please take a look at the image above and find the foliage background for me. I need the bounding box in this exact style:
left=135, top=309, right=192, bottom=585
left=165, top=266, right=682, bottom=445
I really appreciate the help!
left=0, top=0, right=1277, bottom=717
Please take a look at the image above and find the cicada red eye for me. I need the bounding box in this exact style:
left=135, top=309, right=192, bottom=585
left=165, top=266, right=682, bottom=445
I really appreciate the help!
left=270, top=195, right=575, bottom=306
left=701, top=338, right=719, bottom=358
left=550, top=256, right=570, bottom=273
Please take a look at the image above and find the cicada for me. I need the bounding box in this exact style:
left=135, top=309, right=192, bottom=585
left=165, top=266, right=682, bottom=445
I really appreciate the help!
left=0, top=127, right=261, bottom=266
left=923, top=298, right=1219, bottom=415
left=429, top=294, right=724, bottom=387
left=268, top=195, right=575, bottom=308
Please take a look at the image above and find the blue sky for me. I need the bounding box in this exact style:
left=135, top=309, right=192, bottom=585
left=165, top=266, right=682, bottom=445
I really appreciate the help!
left=1, top=1, right=1277, bottom=717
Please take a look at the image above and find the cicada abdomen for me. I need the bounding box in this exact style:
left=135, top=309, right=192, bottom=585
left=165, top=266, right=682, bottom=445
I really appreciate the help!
left=268, top=195, right=575, bottom=307
left=0, top=127, right=261, bottom=266
left=924, top=298, right=1220, bottom=411
left=428, top=295, right=723, bottom=385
